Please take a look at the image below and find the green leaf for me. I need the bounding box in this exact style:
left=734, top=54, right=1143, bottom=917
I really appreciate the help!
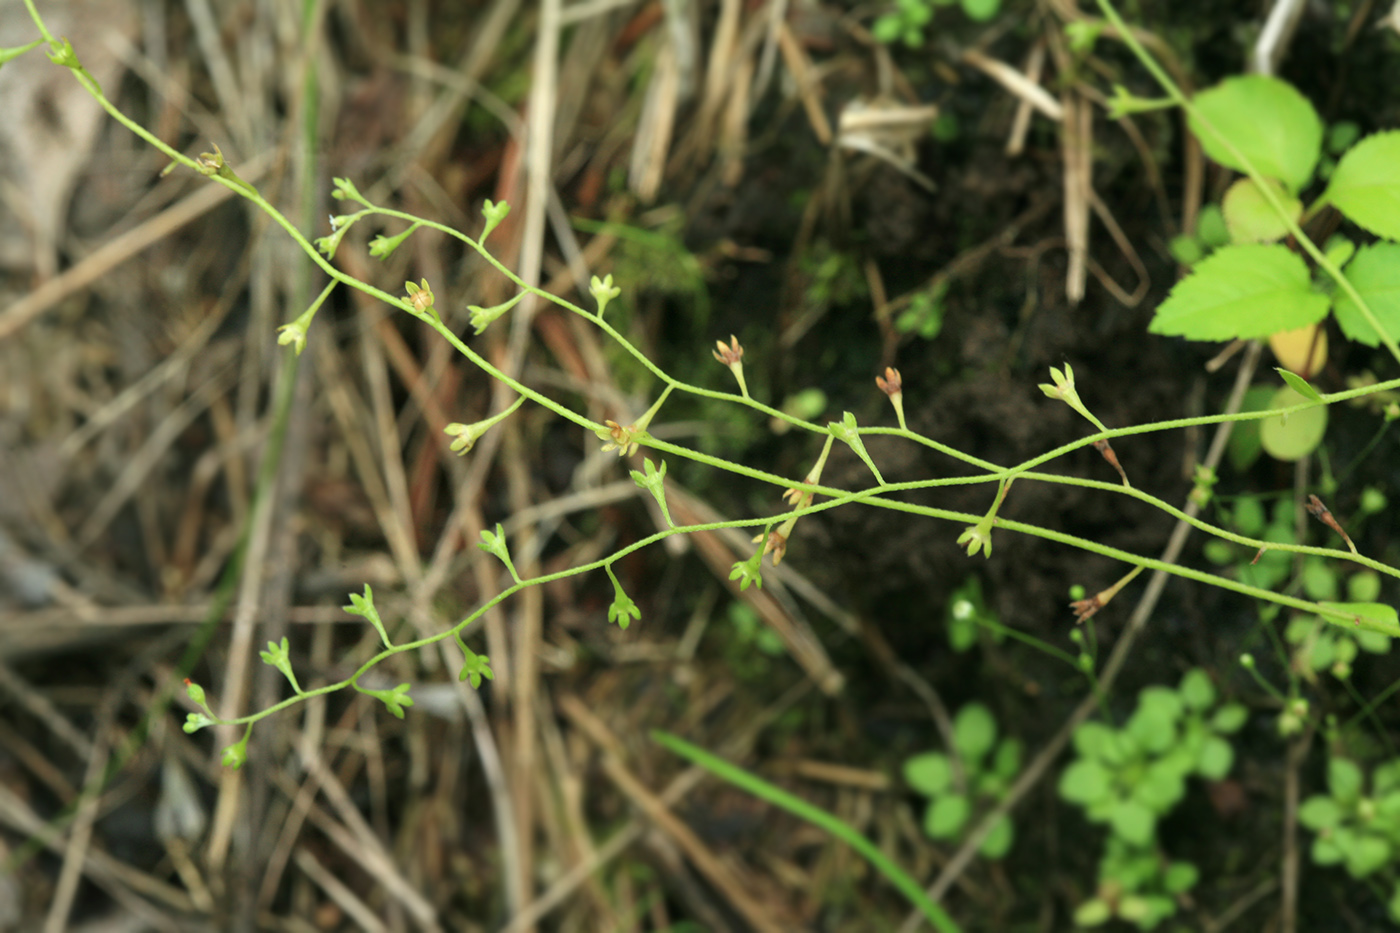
left=0, top=39, right=44, bottom=68
left=1196, top=735, right=1235, bottom=780
left=1198, top=204, right=1230, bottom=248
left=924, top=794, right=971, bottom=839
left=1073, top=898, right=1112, bottom=927
left=1322, top=131, right=1400, bottom=240
left=1110, top=799, right=1157, bottom=846
left=978, top=814, right=1014, bottom=859
left=1312, top=834, right=1344, bottom=865
left=903, top=752, right=954, bottom=796
left=1260, top=386, right=1327, bottom=462
left=1222, top=177, right=1301, bottom=244
left=1344, top=834, right=1391, bottom=878
left=992, top=737, right=1023, bottom=781
left=953, top=703, right=997, bottom=763
left=1189, top=75, right=1322, bottom=193
left=1299, top=795, right=1342, bottom=829
left=1072, top=721, right=1117, bottom=761
left=1332, top=243, right=1400, bottom=348
left=1150, top=244, right=1328, bottom=341
left=1059, top=759, right=1112, bottom=805
left=1319, top=602, right=1400, bottom=637
left=1329, top=758, right=1365, bottom=804
left=1212, top=703, right=1249, bottom=734
left=1276, top=368, right=1323, bottom=403
left=960, top=0, right=1000, bottom=21
left=1134, top=768, right=1186, bottom=812
left=1178, top=668, right=1216, bottom=710
left=1163, top=860, right=1200, bottom=894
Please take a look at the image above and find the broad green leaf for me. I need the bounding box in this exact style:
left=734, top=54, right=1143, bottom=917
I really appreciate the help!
left=1222, top=177, right=1301, bottom=243
left=1059, top=759, right=1112, bottom=805
left=978, top=814, right=1014, bottom=859
left=1163, top=861, right=1200, bottom=894
left=1328, top=757, right=1364, bottom=803
left=1322, top=131, right=1400, bottom=240
left=1259, top=386, right=1327, bottom=461
left=1178, top=668, right=1216, bottom=710
left=953, top=703, right=998, bottom=762
left=925, top=793, right=971, bottom=839
left=1150, top=245, right=1328, bottom=340
left=1332, top=243, right=1400, bottom=348
left=1189, top=76, right=1322, bottom=193
left=1212, top=703, right=1249, bottom=734
left=1299, top=795, right=1342, bottom=829
left=1110, top=799, right=1156, bottom=846
left=1344, top=835, right=1391, bottom=878
left=1196, top=735, right=1235, bottom=780
left=960, top=0, right=1001, bottom=21
left=1318, top=602, right=1400, bottom=638
left=903, top=752, right=954, bottom=796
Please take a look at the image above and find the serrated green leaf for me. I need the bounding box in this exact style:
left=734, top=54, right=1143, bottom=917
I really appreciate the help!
left=1150, top=244, right=1328, bottom=341
left=1332, top=243, right=1400, bottom=348
left=1189, top=75, right=1322, bottom=193
left=1322, top=131, right=1400, bottom=240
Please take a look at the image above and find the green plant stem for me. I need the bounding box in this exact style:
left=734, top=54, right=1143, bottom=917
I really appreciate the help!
left=650, top=730, right=962, bottom=933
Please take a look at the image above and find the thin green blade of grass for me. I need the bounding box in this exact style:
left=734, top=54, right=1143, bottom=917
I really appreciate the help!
left=651, top=729, right=962, bottom=933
